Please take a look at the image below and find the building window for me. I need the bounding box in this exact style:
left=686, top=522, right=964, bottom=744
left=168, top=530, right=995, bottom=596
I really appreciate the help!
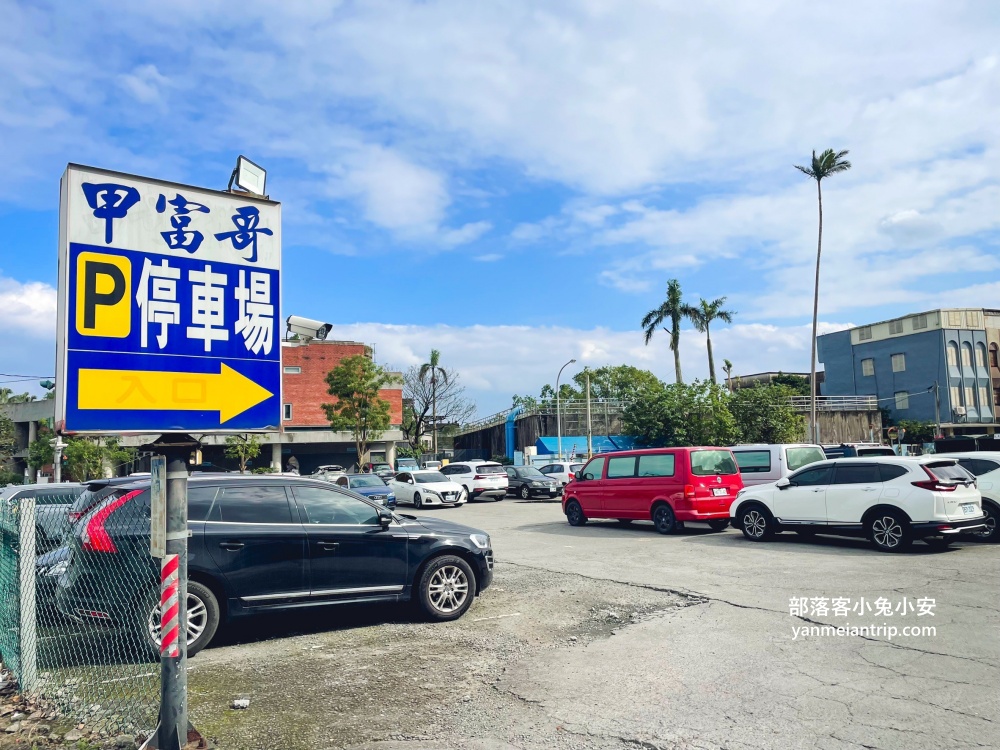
left=283, top=404, right=292, bottom=420
left=912, top=314, right=928, bottom=330
left=979, top=387, right=990, bottom=410
left=894, top=391, right=909, bottom=410
left=965, top=387, right=975, bottom=409
left=889, top=319, right=903, bottom=335
left=947, top=311, right=963, bottom=327
left=962, top=343, right=973, bottom=367
left=976, top=344, right=987, bottom=368
left=991, top=344, right=999, bottom=369
left=891, top=353, right=906, bottom=372
left=284, top=366, right=302, bottom=374
left=966, top=310, right=982, bottom=328
left=861, top=358, right=875, bottom=376
left=858, top=326, right=873, bottom=341
left=951, top=386, right=961, bottom=407
left=947, top=342, right=959, bottom=366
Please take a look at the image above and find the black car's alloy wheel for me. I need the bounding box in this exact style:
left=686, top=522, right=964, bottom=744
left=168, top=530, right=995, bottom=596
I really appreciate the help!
left=653, top=504, right=677, bottom=534
left=520, top=485, right=531, bottom=500
left=565, top=500, right=587, bottom=526
left=417, top=555, right=477, bottom=621
left=144, top=580, right=220, bottom=658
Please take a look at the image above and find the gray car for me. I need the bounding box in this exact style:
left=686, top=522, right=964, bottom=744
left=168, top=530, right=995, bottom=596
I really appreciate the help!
left=0, top=483, right=86, bottom=552
left=504, top=466, right=559, bottom=499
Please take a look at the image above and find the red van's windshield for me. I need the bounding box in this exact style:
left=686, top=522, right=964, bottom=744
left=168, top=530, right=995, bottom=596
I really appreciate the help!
left=690, top=450, right=739, bottom=476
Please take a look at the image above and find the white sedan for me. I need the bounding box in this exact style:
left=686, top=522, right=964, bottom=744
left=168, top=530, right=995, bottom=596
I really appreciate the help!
left=537, top=461, right=585, bottom=490
left=388, top=470, right=467, bottom=509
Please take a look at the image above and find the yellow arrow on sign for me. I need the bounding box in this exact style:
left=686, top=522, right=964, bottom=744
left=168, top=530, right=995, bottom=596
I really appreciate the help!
left=78, top=364, right=273, bottom=423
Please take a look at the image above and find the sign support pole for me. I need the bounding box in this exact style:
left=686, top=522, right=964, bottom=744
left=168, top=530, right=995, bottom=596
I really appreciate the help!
left=146, top=437, right=202, bottom=750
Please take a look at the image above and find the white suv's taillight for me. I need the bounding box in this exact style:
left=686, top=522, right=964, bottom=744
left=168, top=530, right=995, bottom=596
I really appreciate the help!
left=912, top=466, right=957, bottom=492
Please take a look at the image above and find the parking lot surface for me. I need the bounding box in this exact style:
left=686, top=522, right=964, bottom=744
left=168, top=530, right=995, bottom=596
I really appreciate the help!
left=189, top=500, right=1000, bottom=750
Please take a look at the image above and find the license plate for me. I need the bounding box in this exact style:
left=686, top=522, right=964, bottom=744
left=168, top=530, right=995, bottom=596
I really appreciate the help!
left=961, top=503, right=977, bottom=515
left=711, top=488, right=728, bottom=497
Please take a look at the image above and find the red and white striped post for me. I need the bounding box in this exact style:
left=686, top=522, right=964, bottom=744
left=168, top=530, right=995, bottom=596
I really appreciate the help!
left=159, top=554, right=181, bottom=659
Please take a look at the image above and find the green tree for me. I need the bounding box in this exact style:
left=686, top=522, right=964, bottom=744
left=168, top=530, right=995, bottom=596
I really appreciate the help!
left=571, top=365, right=663, bottom=403
left=795, top=148, right=852, bottom=442
left=63, top=438, right=106, bottom=482
left=0, top=414, right=16, bottom=464
left=225, top=433, right=263, bottom=473
left=641, top=278, right=688, bottom=384
left=0, top=388, right=35, bottom=404
left=686, top=297, right=735, bottom=384
left=323, top=355, right=393, bottom=464
left=722, top=360, right=734, bottom=391
left=769, top=373, right=810, bottom=396
left=729, top=384, right=806, bottom=444
left=419, top=349, right=449, bottom=455
left=623, top=380, right=736, bottom=448
left=896, top=420, right=936, bottom=444
left=28, top=426, right=55, bottom=470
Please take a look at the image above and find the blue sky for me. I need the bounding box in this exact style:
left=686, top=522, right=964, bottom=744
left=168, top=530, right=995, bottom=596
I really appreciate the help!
left=2, top=1, right=1000, bottom=416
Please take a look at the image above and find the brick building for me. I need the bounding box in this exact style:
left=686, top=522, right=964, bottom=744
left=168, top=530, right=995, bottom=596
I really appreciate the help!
left=281, top=341, right=403, bottom=428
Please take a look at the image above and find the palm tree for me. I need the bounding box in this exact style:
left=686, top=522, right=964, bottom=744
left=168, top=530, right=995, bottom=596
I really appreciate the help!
left=419, top=349, right=449, bottom=455
left=686, top=297, right=735, bottom=384
left=0, top=388, right=34, bottom=404
left=722, top=359, right=734, bottom=391
left=641, top=279, right=688, bottom=384
left=795, top=148, right=852, bottom=443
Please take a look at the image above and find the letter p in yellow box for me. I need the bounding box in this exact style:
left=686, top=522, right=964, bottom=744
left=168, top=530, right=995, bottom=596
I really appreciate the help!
left=76, top=252, right=131, bottom=338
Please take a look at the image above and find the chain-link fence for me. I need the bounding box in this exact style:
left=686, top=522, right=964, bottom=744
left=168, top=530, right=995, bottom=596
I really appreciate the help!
left=0, top=485, right=161, bottom=738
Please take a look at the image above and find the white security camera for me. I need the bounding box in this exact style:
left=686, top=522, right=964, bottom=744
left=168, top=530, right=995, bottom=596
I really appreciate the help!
left=286, top=315, right=333, bottom=341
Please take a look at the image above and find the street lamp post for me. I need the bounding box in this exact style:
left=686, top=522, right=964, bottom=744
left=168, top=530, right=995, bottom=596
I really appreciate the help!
left=556, top=358, right=576, bottom=461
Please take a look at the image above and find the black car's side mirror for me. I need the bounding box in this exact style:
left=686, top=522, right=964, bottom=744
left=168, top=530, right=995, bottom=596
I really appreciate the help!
left=378, top=509, right=393, bottom=529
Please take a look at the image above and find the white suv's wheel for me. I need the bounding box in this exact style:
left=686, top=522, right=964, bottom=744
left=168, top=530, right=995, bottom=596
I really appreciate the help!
left=867, top=510, right=911, bottom=552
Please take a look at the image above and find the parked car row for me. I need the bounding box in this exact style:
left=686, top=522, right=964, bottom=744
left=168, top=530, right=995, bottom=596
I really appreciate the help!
left=35, top=473, right=494, bottom=657
left=561, top=445, right=993, bottom=552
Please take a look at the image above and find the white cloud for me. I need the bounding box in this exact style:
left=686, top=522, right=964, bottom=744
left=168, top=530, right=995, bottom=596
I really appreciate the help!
left=338, top=319, right=852, bottom=416
left=118, top=64, right=170, bottom=104
left=0, top=274, right=57, bottom=337
left=473, top=253, right=503, bottom=263
left=442, top=221, right=492, bottom=247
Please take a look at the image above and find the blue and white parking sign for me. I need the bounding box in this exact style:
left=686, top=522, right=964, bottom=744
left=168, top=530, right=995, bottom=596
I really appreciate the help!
left=55, top=164, right=281, bottom=434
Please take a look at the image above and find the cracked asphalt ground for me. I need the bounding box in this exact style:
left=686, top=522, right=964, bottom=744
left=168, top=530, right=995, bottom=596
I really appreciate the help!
left=188, top=501, right=1000, bottom=750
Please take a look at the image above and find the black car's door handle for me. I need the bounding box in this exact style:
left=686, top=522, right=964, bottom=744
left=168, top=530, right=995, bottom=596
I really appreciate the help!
left=318, top=541, right=339, bottom=551
left=219, top=541, right=244, bottom=551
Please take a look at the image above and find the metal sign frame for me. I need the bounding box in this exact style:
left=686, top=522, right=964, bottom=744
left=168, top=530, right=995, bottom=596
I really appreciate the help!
left=55, top=163, right=282, bottom=435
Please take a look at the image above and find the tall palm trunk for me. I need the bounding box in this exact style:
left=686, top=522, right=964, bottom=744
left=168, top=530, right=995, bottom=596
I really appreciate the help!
left=706, top=324, right=716, bottom=384
left=673, top=339, right=683, bottom=384
left=431, top=375, right=438, bottom=455
left=809, top=180, right=823, bottom=444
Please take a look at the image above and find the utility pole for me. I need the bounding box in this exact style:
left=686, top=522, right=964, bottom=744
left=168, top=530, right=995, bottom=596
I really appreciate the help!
left=585, top=372, right=593, bottom=459
left=556, top=358, right=576, bottom=461
left=934, top=381, right=941, bottom=438
left=50, top=437, right=66, bottom=483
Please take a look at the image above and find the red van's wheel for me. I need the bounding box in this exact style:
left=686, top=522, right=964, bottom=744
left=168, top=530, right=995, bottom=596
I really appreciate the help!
left=565, top=500, right=587, bottom=526
left=652, top=504, right=678, bottom=534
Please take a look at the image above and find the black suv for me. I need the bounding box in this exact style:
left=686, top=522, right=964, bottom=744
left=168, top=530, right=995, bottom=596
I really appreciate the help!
left=56, top=475, right=494, bottom=656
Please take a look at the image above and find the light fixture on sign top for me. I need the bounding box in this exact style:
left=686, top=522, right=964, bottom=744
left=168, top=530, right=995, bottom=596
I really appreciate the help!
left=227, top=155, right=267, bottom=197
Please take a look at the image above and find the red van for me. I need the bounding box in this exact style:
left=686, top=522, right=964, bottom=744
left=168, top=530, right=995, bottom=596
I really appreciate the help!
left=562, top=447, right=743, bottom=534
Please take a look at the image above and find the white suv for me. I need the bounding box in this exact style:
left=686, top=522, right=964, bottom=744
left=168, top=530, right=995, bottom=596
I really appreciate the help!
left=440, top=461, right=508, bottom=501
left=947, top=452, right=1000, bottom=542
left=729, top=456, right=986, bottom=552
